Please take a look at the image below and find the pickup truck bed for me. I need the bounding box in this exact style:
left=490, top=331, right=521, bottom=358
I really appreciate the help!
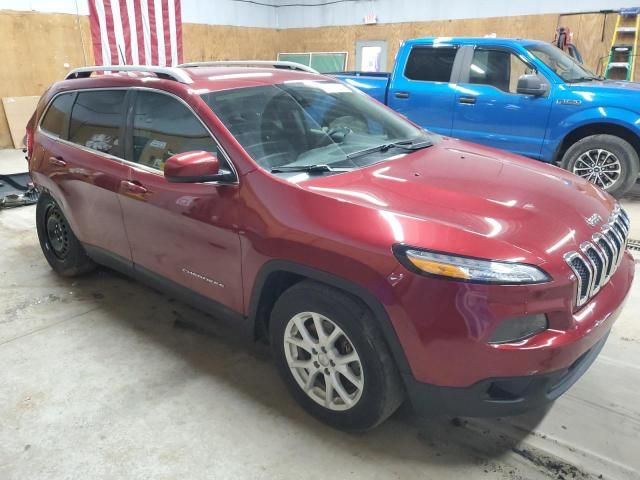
left=331, top=72, right=390, bottom=103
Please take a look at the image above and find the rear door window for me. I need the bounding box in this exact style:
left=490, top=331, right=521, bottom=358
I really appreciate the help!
left=130, top=91, right=222, bottom=172
left=40, top=93, right=74, bottom=138
left=404, top=47, right=457, bottom=82
left=69, top=90, right=126, bottom=157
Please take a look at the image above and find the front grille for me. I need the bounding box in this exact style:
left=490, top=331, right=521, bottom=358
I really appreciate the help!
left=564, top=205, right=630, bottom=308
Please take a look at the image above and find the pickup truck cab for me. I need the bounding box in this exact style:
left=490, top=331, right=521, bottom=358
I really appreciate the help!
left=333, top=37, right=640, bottom=198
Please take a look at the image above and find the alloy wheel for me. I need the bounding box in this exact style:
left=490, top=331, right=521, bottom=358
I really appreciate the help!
left=283, top=311, right=364, bottom=411
left=572, top=148, right=622, bottom=190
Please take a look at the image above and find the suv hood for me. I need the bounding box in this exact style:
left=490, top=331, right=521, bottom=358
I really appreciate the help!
left=300, top=138, right=616, bottom=264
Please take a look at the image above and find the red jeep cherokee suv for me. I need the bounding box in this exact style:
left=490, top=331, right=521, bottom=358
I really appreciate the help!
left=27, top=63, right=634, bottom=431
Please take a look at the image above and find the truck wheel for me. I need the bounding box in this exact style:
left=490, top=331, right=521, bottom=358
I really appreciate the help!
left=561, top=134, right=639, bottom=198
left=269, top=280, right=404, bottom=431
left=36, top=193, right=95, bottom=277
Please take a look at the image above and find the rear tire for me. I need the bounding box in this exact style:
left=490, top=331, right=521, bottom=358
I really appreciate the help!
left=269, top=280, right=404, bottom=431
left=36, top=192, right=95, bottom=277
left=561, top=134, right=639, bottom=198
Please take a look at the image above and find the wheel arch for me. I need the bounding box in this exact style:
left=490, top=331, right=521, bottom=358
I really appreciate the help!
left=248, top=260, right=412, bottom=375
left=553, top=122, right=640, bottom=166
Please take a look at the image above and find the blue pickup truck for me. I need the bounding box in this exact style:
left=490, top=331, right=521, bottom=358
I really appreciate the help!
left=333, top=37, right=640, bottom=198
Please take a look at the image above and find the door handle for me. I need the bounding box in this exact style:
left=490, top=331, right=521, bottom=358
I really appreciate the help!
left=459, top=96, right=477, bottom=105
left=120, top=180, right=149, bottom=195
left=394, top=91, right=410, bottom=99
left=48, top=156, right=67, bottom=167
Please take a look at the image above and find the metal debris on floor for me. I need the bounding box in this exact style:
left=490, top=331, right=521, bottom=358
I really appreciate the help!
left=0, top=172, right=39, bottom=209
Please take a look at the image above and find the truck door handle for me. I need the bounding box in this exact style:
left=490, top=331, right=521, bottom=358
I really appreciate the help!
left=394, top=91, right=410, bottom=99
left=459, top=96, right=477, bottom=105
left=48, top=156, right=67, bottom=167
left=120, top=180, right=149, bottom=195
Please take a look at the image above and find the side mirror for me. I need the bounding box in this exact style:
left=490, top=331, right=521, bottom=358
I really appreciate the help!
left=517, top=74, right=548, bottom=96
left=164, top=151, right=233, bottom=183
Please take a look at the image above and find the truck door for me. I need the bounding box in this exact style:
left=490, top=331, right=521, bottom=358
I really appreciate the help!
left=451, top=46, right=552, bottom=159
left=387, top=44, right=461, bottom=136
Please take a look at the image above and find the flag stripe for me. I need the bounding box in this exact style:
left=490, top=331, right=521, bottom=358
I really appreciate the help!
left=147, top=0, right=159, bottom=65
left=118, top=0, right=132, bottom=65
left=162, top=0, right=173, bottom=67
left=167, top=0, right=178, bottom=66
left=102, top=0, right=120, bottom=65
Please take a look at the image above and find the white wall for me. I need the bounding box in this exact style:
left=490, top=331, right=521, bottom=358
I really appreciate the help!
left=275, top=0, right=640, bottom=28
left=0, top=0, right=276, bottom=28
left=1, top=0, right=639, bottom=29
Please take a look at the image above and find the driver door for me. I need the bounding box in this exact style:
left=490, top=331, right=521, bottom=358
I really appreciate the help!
left=451, top=46, right=553, bottom=159
left=118, top=89, right=243, bottom=313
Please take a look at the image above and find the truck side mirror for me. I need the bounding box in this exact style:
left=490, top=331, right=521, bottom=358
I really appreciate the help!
left=517, top=74, right=548, bottom=96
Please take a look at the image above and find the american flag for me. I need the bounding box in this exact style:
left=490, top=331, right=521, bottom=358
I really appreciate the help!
left=88, top=0, right=183, bottom=67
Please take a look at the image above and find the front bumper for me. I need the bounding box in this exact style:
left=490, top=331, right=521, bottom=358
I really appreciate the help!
left=404, top=330, right=609, bottom=417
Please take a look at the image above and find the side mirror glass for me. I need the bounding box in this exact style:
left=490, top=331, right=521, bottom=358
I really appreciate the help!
left=164, top=151, right=233, bottom=183
left=516, top=74, right=548, bottom=96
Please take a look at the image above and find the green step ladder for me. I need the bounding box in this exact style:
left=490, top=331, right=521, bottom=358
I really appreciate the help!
left=605, top=7, right=640, bottom=80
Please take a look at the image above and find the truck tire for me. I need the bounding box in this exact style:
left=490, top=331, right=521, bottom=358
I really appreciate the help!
left=269, top=280, right=405, bottom=431
left=561, top=134, right=639, bottom=198
left=36, top=192, right=96, bottom=277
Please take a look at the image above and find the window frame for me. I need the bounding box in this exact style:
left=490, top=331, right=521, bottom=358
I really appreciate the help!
left=38, top=86, right=238, bottom=184
left=402, top=45, right=462, bottom=84
left=459, top=45, right=549, bottom=97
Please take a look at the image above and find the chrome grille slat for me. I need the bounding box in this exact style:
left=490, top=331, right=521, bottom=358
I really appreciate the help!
left=581, top=242, right=606, bottom=296
left=564, top=205, right=630, bottom=309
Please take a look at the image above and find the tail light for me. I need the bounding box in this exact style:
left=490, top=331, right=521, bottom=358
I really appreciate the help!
left=25, top=125, right=34, bottom=161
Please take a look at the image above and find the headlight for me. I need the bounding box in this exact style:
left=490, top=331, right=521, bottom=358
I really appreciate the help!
left=393, top=246, right=551, bottom=284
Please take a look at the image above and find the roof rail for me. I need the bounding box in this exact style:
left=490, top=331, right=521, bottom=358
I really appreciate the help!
left=178, top=60, right=319, bottom=74
left=64, top=65, right=193, bottom=84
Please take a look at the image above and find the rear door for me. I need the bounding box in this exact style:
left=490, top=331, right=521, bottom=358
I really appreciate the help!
left=118, top=89, right=243, bottom=312
left=34, top=89, right=132, bottom=261
left=387, top=44, right=461, bottom=135
left=451, top=46, right=553, bottom=158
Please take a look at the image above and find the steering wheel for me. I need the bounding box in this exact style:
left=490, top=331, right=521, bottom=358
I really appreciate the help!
left=325, top=125, right=352, bottom=143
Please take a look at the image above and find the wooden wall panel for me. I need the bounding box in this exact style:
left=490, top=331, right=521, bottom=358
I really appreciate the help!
left=183, top=24, right=279, bottom=62
left=275, top=14, right=560, bottom=71
left=0, top=11, right=93, bottom=148
left=0, top=9, right=627, bottom=148
left=557, top=13, right=618, bottom=76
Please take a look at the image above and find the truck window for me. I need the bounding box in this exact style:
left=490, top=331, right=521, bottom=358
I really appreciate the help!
left=40, top=93, right=74, bottom=139
left=404, top=46, right=457, bottom=82
left=467, top=49, right=534, bottom=93
left=69, top=90, right=126, bottom=157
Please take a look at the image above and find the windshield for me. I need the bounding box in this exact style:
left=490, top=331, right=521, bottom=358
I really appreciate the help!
left=525, top=43, right=599, bottom=83
left=201, top=80, right=431, bottom=174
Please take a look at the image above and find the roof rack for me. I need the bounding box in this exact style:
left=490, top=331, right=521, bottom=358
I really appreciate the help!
left=178, top=60, right=319, bottom=74
left=64, top=65, right=193, bottom=84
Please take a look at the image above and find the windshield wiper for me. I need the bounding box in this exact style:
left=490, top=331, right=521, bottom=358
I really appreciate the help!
left=566, top=76, right=598, bottom=83
left=270, top=164, right=352, bottom=174
left=346, top=139, right=432, bottom=161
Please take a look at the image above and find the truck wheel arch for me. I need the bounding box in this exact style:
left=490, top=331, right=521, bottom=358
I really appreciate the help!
left=554, top=122, right=640, bottom=165
left=248, top=260, right=412, bottom=375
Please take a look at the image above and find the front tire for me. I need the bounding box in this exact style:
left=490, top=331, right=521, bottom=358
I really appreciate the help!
left=561, top=134, right=639, bottom=198
left=36, top=193, right=95, bottom=277
left=270, top=280, right=404, bottom=431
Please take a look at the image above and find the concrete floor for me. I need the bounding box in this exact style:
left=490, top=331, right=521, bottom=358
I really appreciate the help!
left=1, top=149, right=640, bottom=480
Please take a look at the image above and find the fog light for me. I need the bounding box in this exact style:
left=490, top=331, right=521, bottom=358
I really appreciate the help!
left=488, top=314, right=548, bottom=344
